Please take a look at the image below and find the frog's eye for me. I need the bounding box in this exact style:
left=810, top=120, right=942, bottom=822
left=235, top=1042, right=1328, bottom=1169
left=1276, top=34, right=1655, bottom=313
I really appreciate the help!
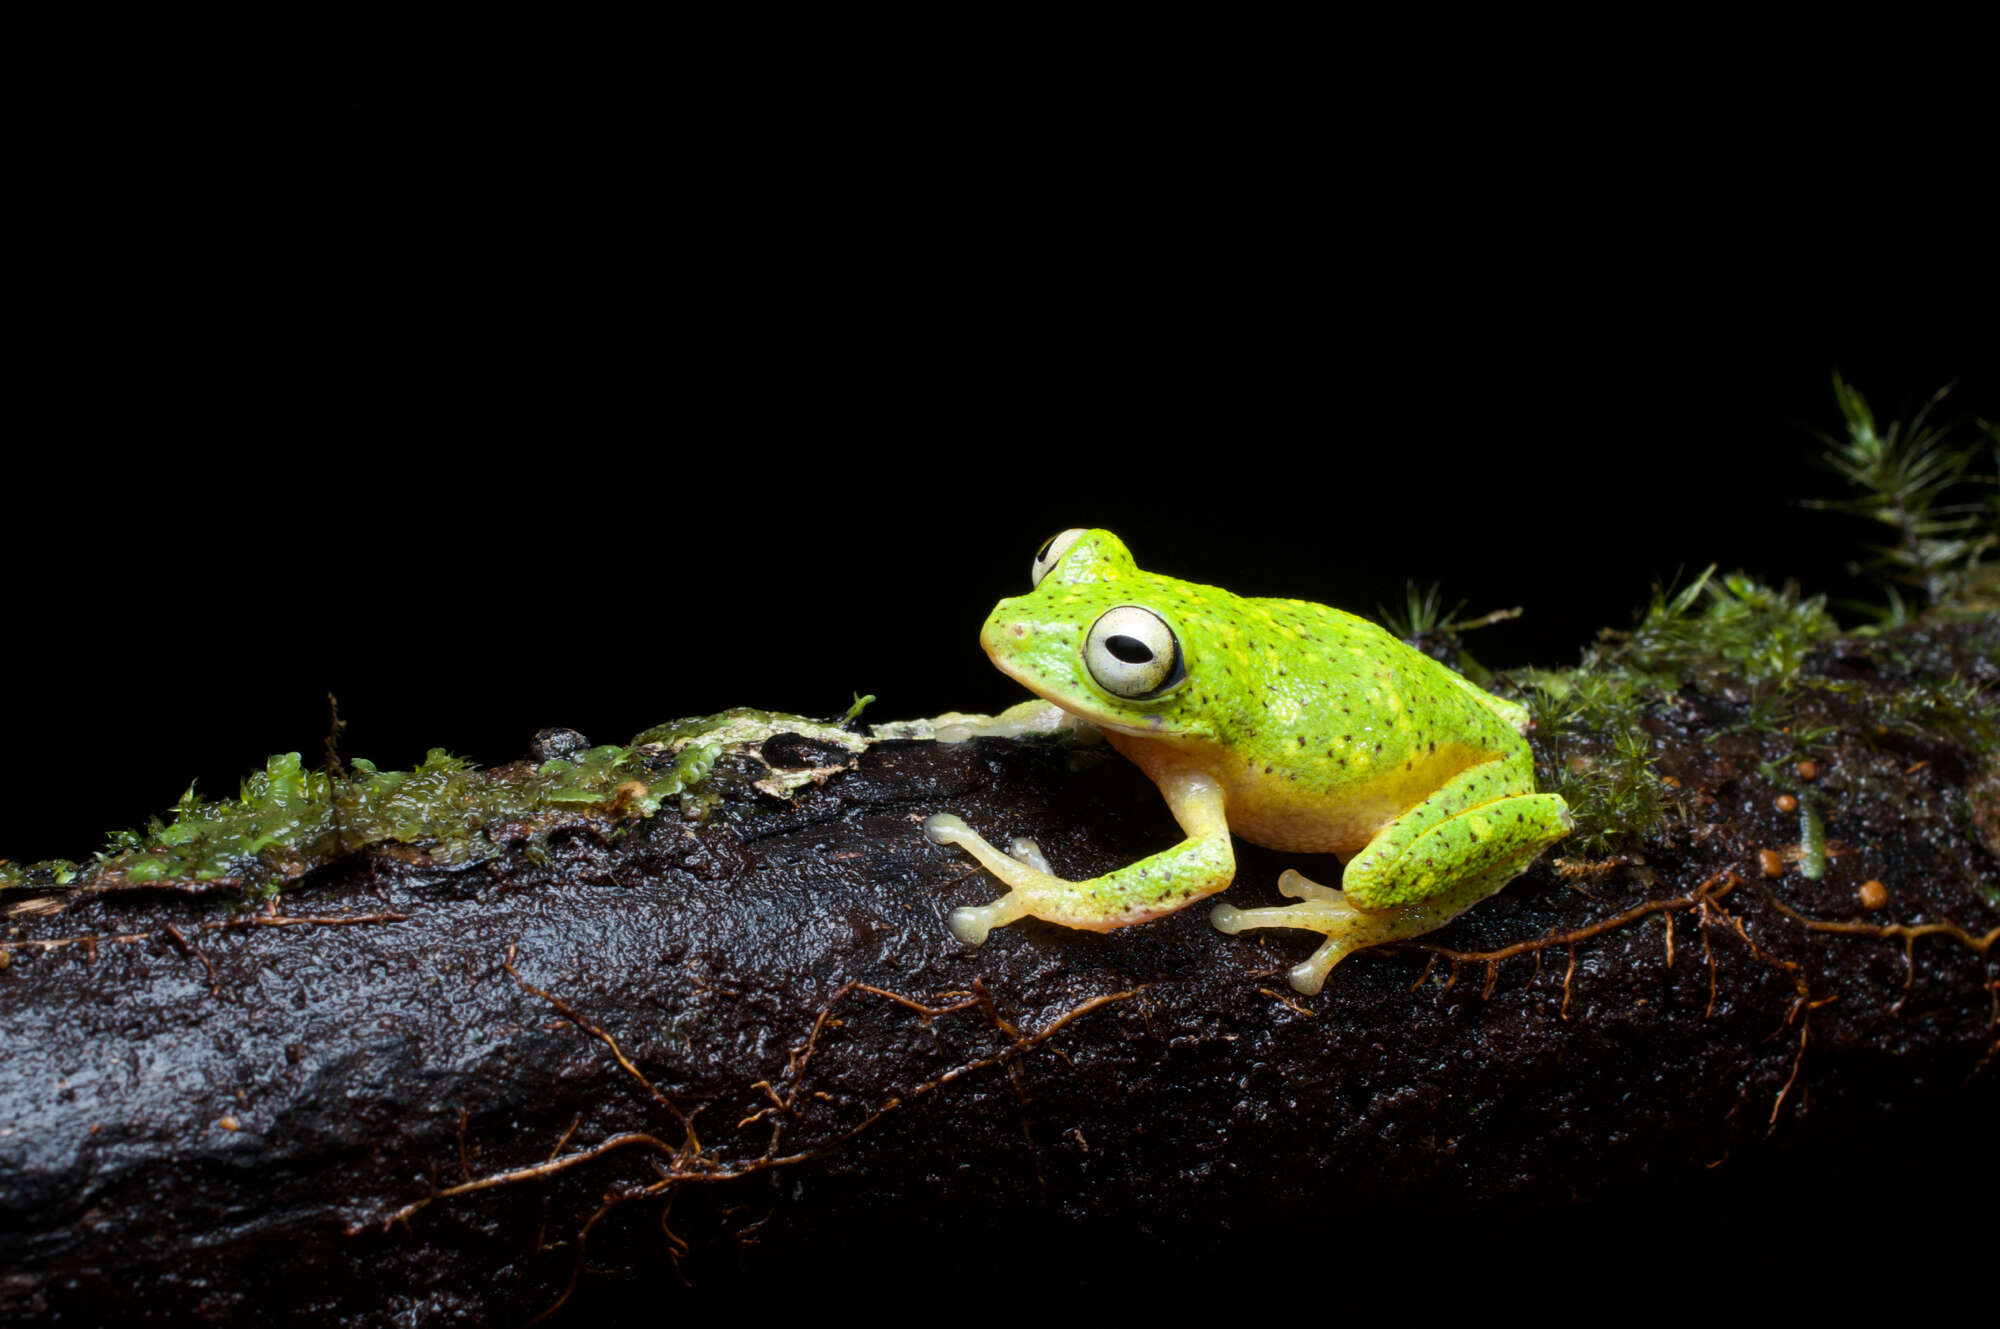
left=1030, top=529, right=1088, bottom=588
left=1084, top=605, right=1184, bottom=699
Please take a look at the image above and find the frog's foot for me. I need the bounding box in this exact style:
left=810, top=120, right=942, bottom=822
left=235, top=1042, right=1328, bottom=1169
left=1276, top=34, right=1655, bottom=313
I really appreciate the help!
left=1211, top=871, right=1397, bottom=995
left=1217, top=817, right=1568, bottom=994
left=923, top=776, right=1236, bottom=945
left=923, top=814, right=1062, bottom=944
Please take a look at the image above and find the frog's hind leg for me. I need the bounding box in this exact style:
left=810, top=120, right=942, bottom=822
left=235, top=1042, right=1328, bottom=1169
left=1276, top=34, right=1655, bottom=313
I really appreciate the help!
left=1212, top=754, right=1571, bottom=994
left=1213, top=844, right=1554, bottom=995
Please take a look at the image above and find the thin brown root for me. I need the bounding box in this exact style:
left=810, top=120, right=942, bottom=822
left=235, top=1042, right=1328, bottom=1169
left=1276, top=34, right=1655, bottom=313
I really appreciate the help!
left=224, top=912, right=409, bottom=930
left=526, top=1177, right=647, bottom=1327
left=1769, top=1018, right=1810, bottom=1132
left=162, top=923, right=219, bottom=998
left=787, top=983, right=1141, bottom=1156
left=1257, top=987, right=1315, bottom=1018
left=352, top=1131, right=685, bottom=1233
left=972, top=980, right=1024, bottom=1041
left=1416, top=870, right=1739, bottom=967
left=505, top=945, right=701, bottom=1154
left=1408, top=952, right=1437, bottom=992
left=1753, top=883, right=1998, bottom=953
left=848, top=983, right=980, bottom=1023
left=1699, top=907, right=1719, bottom=1019
left=357, top=983, right=1148, bottom=1238
left=548, top=1113, right=583, bottom=1163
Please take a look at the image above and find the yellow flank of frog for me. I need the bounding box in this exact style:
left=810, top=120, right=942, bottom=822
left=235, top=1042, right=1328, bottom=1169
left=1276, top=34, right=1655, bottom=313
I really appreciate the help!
left=924, top=529, right=1572, bottom=994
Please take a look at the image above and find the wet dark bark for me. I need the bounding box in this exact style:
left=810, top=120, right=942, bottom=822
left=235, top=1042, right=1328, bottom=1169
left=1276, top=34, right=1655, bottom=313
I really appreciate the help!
left=3, top=622, right=1995, bottom=1324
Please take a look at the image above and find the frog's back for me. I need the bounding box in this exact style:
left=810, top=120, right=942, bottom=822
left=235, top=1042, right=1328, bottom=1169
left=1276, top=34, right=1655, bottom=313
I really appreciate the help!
left=1271, top=593, right=1520, bottom=740
left=1120, top=593, right=1526, bottom=858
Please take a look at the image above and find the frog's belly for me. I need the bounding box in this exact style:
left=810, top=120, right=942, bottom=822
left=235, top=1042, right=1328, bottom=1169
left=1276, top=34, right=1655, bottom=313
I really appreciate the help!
left=1222, top=785, right=1402, bottom=859
left=1108, top=731, right=1487, bottom=861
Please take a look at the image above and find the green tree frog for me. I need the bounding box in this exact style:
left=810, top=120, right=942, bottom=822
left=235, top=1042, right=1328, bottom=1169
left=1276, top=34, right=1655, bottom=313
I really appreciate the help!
left=925, top=529, right=1572, bottom=994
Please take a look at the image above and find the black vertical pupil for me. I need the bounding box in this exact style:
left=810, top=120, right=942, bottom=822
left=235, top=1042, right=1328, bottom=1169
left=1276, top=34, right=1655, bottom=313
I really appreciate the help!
left=1037, top=537, right=1057, bottom=563
left=1105, top=635, right=1153, bottom=664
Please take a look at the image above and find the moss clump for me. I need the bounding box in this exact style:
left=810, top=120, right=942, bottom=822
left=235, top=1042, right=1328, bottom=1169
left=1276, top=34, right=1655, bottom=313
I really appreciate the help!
left=1497, top=568, right=1844, bottom=854
left=5, top=708, right=867, bottom=898
left=88, top=742, right=716, bottom=893
left=1807, top=376, right=1998, bottom=620
left=1486, top=378, right=1999, bottom=857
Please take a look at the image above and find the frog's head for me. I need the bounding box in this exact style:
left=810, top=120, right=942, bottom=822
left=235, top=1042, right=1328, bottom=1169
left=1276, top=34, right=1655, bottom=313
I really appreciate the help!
left=979, top=529, right=1217, bottom=739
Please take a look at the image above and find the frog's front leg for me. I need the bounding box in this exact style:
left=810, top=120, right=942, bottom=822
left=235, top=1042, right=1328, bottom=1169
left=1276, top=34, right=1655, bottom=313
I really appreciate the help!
left=1212, top=755, right=1570, bottom=994
left=925, top=768, right=1234, bottom=943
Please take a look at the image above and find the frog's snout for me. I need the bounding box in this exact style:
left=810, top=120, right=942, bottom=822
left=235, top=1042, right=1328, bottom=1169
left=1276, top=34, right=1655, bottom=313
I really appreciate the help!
left=977, top=598, right=1030, bottom=654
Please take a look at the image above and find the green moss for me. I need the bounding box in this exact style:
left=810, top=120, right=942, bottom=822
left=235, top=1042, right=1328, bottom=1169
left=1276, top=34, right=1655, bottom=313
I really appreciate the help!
left=1611, top=568, right=1840, bottom=691
left=1865, top=669, right=1999, bottom=756
left=1808, top=376, right=1997, bottom=620
left=5, top=708, right=865, bottom=898
left=1497, top=569, right=1845, bottom=855
left=1544, top=727, right=1667, bottom=857
left=1379, top=581, right=1465, bottom=639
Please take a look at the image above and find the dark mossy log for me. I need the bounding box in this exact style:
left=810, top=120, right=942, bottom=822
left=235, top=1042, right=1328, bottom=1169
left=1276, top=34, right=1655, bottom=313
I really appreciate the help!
left=2, top=623, right=1996, bottom=1324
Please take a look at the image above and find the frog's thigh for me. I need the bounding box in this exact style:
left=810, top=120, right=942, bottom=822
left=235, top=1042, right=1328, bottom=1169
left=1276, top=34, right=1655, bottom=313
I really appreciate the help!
left=1343, top=758, right=1569, bottom=910
left=924, top=769, right=1235, bottom=944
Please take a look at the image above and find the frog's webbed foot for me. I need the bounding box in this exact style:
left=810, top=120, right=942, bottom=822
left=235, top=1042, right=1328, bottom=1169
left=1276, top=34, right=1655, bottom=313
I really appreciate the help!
left=1211, top=871, right=1383, bottom=995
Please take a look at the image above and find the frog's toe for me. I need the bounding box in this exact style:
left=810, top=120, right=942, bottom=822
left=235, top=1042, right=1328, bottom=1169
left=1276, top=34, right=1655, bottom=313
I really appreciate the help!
left=949, top=893, right=1033, bottom=946
left=1212, top=898, right=1355, bottom=935
left=949, top=904, right=995, bottom=946
left=923, top=813, right=971, bottom=845
left=1007, top=836, right=1051, bottom=873
left=1287, top=938, right=1351, bottom=995
left=1277, top=869, right=1340, bottom=902
left=1212, top=894, right=1377, bottom=990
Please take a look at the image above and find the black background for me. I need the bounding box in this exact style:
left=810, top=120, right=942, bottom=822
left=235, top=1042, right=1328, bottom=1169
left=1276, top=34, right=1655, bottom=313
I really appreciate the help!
left=8, top=13, right=1996, bottom=1314
left=13, top=16, right=1995, bottom=862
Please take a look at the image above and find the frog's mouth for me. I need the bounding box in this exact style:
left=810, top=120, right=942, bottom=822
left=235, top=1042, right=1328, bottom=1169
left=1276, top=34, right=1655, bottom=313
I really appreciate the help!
left=979, top=616, right=1173, bottom=738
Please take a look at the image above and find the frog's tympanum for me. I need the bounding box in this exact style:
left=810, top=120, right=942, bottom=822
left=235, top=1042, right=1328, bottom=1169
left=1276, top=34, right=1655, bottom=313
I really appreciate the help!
left=925, top=529, right=1571, bottom=994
